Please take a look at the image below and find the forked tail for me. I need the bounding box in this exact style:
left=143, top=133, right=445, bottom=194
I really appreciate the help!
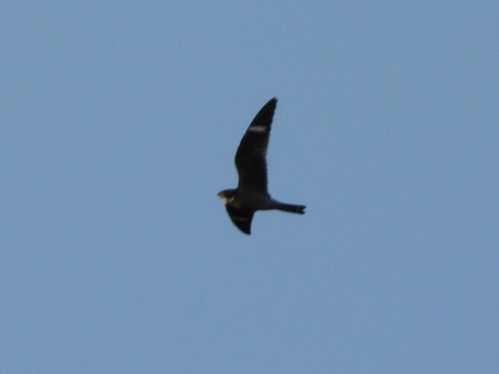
left=276, top=202, right=306, bottom=214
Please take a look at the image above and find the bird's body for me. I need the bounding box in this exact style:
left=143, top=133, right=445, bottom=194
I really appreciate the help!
left=218, top=98, right=305, bottom=235
left=219, top=188, right=304, bottom=213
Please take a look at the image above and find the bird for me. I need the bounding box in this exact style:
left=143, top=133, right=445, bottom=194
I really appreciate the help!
left=218, top=97, right=305, bottom=235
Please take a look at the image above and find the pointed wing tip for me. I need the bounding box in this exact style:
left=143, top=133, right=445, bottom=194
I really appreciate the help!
left=259, top=97, right=278, bottom=117
left=236, top=224, right=251, bottom=235
left=238, top=223, right=251, bottom=235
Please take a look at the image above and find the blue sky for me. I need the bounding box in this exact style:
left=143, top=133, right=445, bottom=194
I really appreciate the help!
left=1, top=2, right=498, bottom=373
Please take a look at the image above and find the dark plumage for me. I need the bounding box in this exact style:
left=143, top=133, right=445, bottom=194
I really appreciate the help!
left=218, top=98, right=305, bottom=235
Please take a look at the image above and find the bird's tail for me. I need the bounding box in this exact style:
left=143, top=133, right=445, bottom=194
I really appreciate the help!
left=275, top=202, right=306, bottom=214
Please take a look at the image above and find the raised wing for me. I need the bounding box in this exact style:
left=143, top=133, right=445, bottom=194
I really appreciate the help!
left=235, top=98, right=277, bottom=193
left=225, top=205, right=254, bottom=235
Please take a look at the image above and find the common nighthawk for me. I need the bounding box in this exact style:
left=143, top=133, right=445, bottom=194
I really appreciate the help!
left=218, top=97, right=305, bottom=235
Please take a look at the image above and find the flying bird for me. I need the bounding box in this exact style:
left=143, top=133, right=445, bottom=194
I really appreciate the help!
left=218, top=97, right=305, bottom=235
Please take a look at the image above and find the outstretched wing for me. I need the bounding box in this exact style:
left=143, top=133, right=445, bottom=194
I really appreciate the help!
left=225, top=205, right=254, bottom=235
left=235, top=98, right=277, bottom=194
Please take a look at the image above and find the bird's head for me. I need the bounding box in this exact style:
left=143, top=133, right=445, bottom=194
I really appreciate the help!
left=217, top=189, right=237, bottom=204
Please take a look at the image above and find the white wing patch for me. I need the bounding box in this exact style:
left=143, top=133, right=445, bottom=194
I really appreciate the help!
left=248, top=125, right=267, bottom=133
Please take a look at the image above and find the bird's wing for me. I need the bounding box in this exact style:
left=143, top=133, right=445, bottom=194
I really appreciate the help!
left=235, top=98, right=277, bottom=194
left=225, top=205, right=254, bottom=235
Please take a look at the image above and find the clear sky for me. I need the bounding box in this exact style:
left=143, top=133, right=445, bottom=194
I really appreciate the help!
left=2, top=2, right=498, bottom=373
